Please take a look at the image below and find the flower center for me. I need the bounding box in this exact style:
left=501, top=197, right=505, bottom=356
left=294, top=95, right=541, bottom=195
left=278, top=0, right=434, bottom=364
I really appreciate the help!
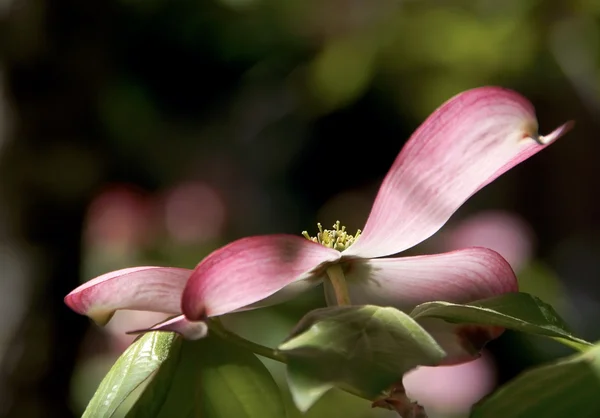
left=302, top=221, right=361, bottom=252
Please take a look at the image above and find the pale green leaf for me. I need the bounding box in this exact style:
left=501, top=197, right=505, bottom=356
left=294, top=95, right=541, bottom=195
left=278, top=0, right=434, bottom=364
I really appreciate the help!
left=411, top=292, right=592, bottom=350
left=278, top=305, right=446, bottom=412
left=286, top=360, right=334, bottom=413
left=126, top=334, right=285, bottom=418
left=472, top=343, right=600, bottom=417
left=83, top=331, right=178, bottom=418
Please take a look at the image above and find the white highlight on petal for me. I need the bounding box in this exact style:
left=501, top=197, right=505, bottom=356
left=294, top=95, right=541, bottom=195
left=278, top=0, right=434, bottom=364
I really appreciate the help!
left=343, top=247, right=517, bottom=311
left=342, top=88, right=571, bottom=259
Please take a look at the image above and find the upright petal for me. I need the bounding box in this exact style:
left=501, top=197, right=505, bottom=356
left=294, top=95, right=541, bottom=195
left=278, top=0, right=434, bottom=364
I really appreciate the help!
left=343, top=87, right=572, bottom=258
left=182, top=234, right=341, bottom=320
left=338, top=247, right=517, bottom=310
left=64, top=267, right=192, bottom=325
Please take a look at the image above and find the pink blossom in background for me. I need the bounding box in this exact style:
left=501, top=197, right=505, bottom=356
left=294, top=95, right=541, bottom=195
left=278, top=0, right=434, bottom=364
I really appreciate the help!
left=161, top=181, right=226, bottom=245
left=440, top=210, right=535, bottom=271
left=84, top=184, right=154, bottom=252
left=76, top=181, right=229, bottom=345
left=403, top=352, right=497, bottom=416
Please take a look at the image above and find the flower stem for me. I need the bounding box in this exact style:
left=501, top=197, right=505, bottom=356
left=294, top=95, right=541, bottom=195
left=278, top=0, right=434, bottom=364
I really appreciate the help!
left=208, top=318, right=287, bottom=363
left=326, top=264, right=351, bottom=306
left=552, top=336, right=593, bottom=352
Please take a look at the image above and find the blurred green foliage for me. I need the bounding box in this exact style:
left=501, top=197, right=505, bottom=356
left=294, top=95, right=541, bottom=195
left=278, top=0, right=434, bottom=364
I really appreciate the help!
left=3, top=0, right=600, bottom=417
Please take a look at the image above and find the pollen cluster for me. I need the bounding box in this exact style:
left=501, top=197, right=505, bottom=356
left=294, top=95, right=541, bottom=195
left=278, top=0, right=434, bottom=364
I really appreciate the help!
left=302, top=221, right=361, bottom=252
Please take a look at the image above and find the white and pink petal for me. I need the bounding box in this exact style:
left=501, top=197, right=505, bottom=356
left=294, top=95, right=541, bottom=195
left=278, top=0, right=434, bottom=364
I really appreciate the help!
left=336, top=247, right=518, bottom=310
left=343, top=87, right=572, bottom=258
left=182, top=234, right=341, bottom=320
left=329, top=247, right=517, bottom=363
left=64, top=266, right=192, bottom=325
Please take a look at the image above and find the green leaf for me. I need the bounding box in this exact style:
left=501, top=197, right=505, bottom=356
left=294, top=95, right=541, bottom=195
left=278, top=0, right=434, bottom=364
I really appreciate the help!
left=285, top=361, right=334, bottom=413
left=411, top=292, right=592, bottom=350
left=472, top=342, right=600, bottom=417
left=126, top=334, right=285, bottom=418
left=278, top=305, right=446, bottom=412
left=82, top=331, right=178, bottom=418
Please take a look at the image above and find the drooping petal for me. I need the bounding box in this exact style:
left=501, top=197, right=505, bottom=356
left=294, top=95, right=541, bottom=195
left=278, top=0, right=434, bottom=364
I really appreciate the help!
left=336, top=247, right=517, bottom=310
left=414, top=318, right=504, bottom=364
left=127, top=315, right=208, bottom=340
left=182, top=234, right=341, bottom=320
left=342, top=87, right=572, bottom=258
left=330, top=248, right=516, bottom=363
left=64, top=267, right=192, bottom=325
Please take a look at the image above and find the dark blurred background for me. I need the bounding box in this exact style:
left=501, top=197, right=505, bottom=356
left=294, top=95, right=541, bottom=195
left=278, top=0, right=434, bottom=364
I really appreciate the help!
left=0, top=0, right=599, bottom=417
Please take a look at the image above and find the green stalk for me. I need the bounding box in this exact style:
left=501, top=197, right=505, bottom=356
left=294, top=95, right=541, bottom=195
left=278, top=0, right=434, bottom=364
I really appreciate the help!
left=552, top=336, right=593, bottom=352
left=326, top=264, right=351, bottom=306
left=208, top=318, right=286, bottom=363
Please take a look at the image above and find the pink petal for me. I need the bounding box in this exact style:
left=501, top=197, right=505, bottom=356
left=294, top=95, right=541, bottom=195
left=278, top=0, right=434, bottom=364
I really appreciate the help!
left=338, top=247, right=517, bottom=310
left=127, top=315, right=208, bottom=340
left=332, top=247, right=516, bottom=363
left=181, top=234, right=341, bottom=320
left=342, top=87, right=573, bottom=258
left=64, top=267, right=192, bottom=325
left=416, top=318, right=505, bottom=364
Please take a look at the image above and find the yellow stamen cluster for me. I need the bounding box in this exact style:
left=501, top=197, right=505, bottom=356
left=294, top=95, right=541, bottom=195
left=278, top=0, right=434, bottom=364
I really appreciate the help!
left=302, top=221, right=361, bottom=252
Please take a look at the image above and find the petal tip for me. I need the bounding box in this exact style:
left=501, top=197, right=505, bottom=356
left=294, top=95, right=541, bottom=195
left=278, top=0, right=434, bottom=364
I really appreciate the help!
left=63, top=292, right=83, bottom=313
left=538, top=120, right=575, bottom=145
left=467, top=246, right=519, bottom=293
left=64, top=293, right=113, bottom=325
left=562, top=119, right=576, bottom=133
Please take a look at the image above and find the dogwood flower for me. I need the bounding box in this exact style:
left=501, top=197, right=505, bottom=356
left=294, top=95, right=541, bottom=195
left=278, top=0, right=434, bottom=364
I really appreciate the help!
left=179, top=87, right=571, bottom=362
left=64, top=87, right=571, bottom=361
